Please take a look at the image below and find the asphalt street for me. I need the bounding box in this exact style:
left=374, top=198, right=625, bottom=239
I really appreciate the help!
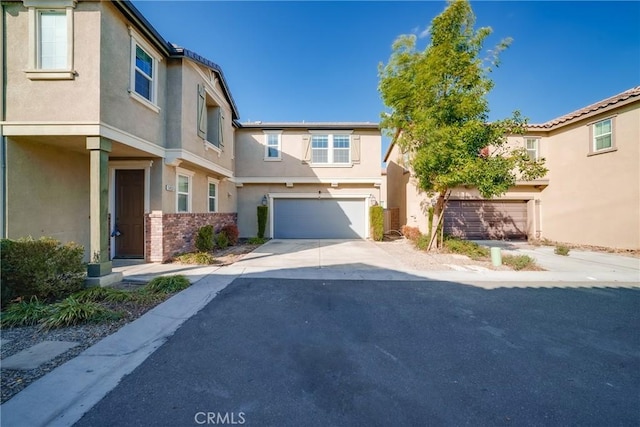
left=75, top=278, right=640, bottom=426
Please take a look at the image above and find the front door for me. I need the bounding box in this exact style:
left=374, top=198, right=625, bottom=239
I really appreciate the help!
left=115, top=169, right=145, bottom=258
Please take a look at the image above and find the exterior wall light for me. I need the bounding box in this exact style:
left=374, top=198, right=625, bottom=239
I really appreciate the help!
left=261, top=195, right=268, bottom=206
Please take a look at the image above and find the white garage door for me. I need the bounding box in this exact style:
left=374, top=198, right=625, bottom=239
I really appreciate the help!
left=444, top=200, right=528, bottom=240
left=274, top=198, right=366, bottom=239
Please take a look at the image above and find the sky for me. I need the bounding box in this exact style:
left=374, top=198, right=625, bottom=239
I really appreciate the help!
left=131, top=1, right=640, bottom=161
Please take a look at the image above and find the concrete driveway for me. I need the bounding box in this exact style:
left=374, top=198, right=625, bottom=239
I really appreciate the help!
left=234, top=239, right=405, bottom=270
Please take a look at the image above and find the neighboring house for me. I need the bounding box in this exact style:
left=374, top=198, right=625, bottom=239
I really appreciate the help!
left=384, top=86, right=640, bottom=250
left=235, top=123, right=382, bottom=239
left=0, top=0, right=383, bottom=281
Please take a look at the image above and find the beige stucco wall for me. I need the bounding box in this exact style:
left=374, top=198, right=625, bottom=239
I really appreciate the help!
left=235, top=129, right=381, bottom=179
left=237, top=184, right=380, bottom=238
left=3, top=1, right=101, bottom=122
left=99, top=1, right=167, bottom=146
left=6, top=138, right=91, bottom=258
left=539, top=104, right=640, bottom=249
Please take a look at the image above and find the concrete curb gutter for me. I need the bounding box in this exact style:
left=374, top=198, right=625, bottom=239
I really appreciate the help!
left=0, top=270, right=240, bottom=427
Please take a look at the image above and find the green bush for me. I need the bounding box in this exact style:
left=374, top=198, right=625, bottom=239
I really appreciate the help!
left=503, top=254, right=536, bottom=271
left=195, top=225, right=215, bottom=253
left=42, top=296, right=120, bottom=329
left=175, top=252, right=216, bottom=265
left=415, top=234, right=431, bottom=251
left=1, top=237, right=85, bottom=305
left=443, top=237, right=490, bottom=260
left=220, top=224, right=239, bottom=246
left=215, top=232, right=229, bottom=249
left=247, top=237, right=267, bottom=245
left=0, top=297, right=52, bottom=327
left=72, top=287, right=133, bottom=303
left=369, top=206, right=384, bottom=241
left=554, top=245, right=570, bottom=256
left=257, top=206, right=268, bottom=239
left=144, top=275, right=191, bottom=294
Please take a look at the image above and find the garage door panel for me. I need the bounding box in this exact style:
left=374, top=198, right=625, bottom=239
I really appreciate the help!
left=444, top=200, right=527, bottom=240
left=274, top=198, right=365, bottom=239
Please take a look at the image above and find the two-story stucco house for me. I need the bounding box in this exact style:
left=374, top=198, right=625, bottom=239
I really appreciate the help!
left=384, top=86, right=640, bottom=250
left=0, top=0, right=382, bottom=283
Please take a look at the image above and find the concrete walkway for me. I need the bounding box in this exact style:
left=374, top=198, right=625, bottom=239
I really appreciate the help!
left=1, top=239, right=638, bottom=426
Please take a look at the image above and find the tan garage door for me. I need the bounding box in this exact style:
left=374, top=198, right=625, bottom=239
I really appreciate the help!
left=444, top=200, right=528, bottom=240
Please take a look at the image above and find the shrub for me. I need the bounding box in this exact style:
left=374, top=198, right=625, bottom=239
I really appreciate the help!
left=554, top=245, right=570, bottom=256
left=401, top=226, right=421, bottom=242
left=215, top=232, right=230, bottom=249
left=220, top=224, right=239, bottom=246
left=1, top=237, right=85, bottom=305
left=0, top=297, right=52, bottom=327
left=175, top=252, right=216, bottom=265
left=42, top=296, right=120, bottom=329
left=257, top=206, right=268, bottom=239
left=195, top=225, right=215, bottom=253
left=144, top=275, right=191, bottom=294
left=443, top=237, right=489, bottom=260
left=503, top=254, right=537, bottom=271
left=247, top=237, right=267, bottom=245
left=72, top=287, right=133, bottom=303
left=369, top=206, right=384, bottom=241
left=415, top=234, right=431, bottom=251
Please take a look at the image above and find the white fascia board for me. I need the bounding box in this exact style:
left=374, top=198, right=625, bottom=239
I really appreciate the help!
left=165, top=149, right=233, bottom=178
left=0, top=122, right=101, bottom=136
left=99, top=123, right=165, bottom=157
left=234, top=176, right=382, bottom=185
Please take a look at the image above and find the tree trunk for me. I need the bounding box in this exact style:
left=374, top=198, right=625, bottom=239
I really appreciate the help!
left=427, top=190, right=450, bottom=251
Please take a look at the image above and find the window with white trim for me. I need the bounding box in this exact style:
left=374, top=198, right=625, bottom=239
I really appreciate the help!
left=177, top=173, right=192, bottom=213
left=593, top=118, right=612, bottom=151
left=208, top=179, right=218, bottom=212
left=25, top=1, right=76, bottom=79
left=129, top=29, right=160, bottom=108
left=525, top=138, right=539, bottom=161
left=264, top=131, right=282, bottom=160
left=311, top=134, right=351, bottom=164
left=197, top=85, right=224, bottom=149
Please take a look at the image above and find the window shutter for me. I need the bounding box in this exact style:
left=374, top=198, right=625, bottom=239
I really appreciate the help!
left=197, top=84, right=206, bottom=139
left=302, top=135, right=311, bottom=163
left=218, top=109, right=225, bottom=148
left=351, top=135, right=361, bottom=163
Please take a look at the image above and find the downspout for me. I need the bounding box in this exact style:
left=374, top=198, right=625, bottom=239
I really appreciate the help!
left=1, top=3, right=7, bottom=239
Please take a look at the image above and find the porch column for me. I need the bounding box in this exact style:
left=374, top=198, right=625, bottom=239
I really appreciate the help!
left=86, top=136, right=112, bottom=276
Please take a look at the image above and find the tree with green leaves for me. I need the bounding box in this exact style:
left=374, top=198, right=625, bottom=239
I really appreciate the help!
left=379, top=0, right=547, bottom=250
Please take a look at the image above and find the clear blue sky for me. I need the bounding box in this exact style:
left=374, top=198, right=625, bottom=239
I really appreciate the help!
left=132, top=0, right=640, bottom=160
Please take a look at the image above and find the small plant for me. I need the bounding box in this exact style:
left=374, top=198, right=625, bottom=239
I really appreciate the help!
left=72, top=287, right=133, bottom=303
left=443, top=237, right=490, bottom=260
left=195, top=225, right=215, bottom=253
left=415, top=234, right=431, bottom=251
left=369, top=206, right=384, bottom=241
left=144, top=275, right=190, bottom=294
left=503, top=254, right=537, bottom=271
left=401, top=226, right=421, bottom=242
left=257, top=206, right=268, bottom=239
left=247, top=237, right=267, bottom=245
left=42, top=296, right=120, bottom=329
left=0, top=297, right=51, bottom=327
left=554, top=245, right=570, bottom=256
left=220, top=224, right=239, bottom=246
left=174, top=252, right=216, bottom=265
left=215, top=232, right=229, bottom=249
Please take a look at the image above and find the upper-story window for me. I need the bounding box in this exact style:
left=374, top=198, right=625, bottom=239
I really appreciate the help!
left=310, top=133, right=351, bottom=165
left=129, top=28, right=161, bottom=111
left=197, top=84, right=224, bottom=150
left=264, top=131, right=282, bottom=161
left=525, top=138, right=539, bottom=160
left=24, top=0, right=76, bottom=80
left=593, top=118, right=613, bottom=151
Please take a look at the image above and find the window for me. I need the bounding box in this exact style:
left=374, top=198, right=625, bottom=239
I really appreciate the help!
left=176, top=172, right=192, bottom=213
left=208, top=179, right=218, bottom=212
left=525, top=138, right=539, bottom=161
left=264, top=131, right=282, bottom=160
left=25, top=1, right=76, bottom=79
left=129, top=28, right=160, bottom=109
left=593, top=119, right=612, bottom=151
left=197, top=85, right=224, bottom=149
left=310, top=134, right=351, bottom=164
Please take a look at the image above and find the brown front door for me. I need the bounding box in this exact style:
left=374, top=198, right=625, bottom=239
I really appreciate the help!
left=115, top=169, right=145, bottom=258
